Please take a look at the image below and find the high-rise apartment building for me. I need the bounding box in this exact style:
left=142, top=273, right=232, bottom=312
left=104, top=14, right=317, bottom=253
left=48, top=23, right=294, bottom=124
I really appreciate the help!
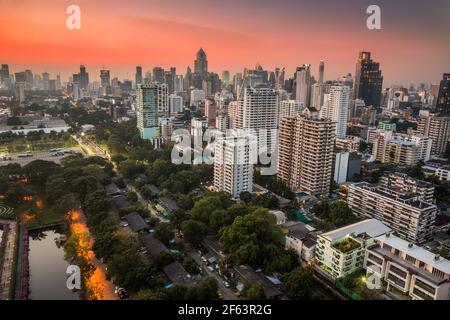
left=353, top=52, right=383, bottom=109
left=417, top=110, right=450, bottom=156
left=348, top=182, right=437, bottom=243
left=100, top=69, right=111, bottom=90
left=320, top=86, right=350, bottom=138
left=318, top=60, right=324, bottom=84
left=278, top=109, right=336, bottom=195
left=213, top=134, right=253, bottom=197
left=278, top=100, right=303, bottom=122
left=242, top=86, right=279, bottom=151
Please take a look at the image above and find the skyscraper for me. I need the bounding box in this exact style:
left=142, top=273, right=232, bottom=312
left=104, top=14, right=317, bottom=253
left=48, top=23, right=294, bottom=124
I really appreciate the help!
left=0, top=64, right=9, bottom=82
left=194, top=48, right=208, bottom=75
left=320, top=85, right=350, bottom=138
left=213, top=134, right=253, bottom=197
left=353, top=51, right=383, bottom=109
left=152, top=67, right=165, bottom=83
left=136, top=81, right=167, bottom=140
left=78, top=65, right=89, bottom=90
left=222, top=70, right=230, bottom=85
left=100, top=69, right=111, bottom=88
left=436, top=73, right=450, bottom=115
left=295, top=64, right=311, bottom=107
left=135, top=66, right=143, bottom=88
left=319, top=60, right=324, bottom=84
left=278, top=109, right=335, bottom=195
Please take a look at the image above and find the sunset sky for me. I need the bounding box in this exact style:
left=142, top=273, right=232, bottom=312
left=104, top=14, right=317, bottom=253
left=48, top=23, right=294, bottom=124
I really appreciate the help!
left=0, top=0, right=449, bottom=86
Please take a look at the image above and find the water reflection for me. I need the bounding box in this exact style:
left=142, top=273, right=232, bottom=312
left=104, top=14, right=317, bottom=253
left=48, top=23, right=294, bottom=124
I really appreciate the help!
left=28, top=228, right=80, bottom=300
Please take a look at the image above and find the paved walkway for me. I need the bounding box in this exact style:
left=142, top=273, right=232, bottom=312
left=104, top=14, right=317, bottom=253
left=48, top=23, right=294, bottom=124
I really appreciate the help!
left=0, top=220, right=17, bottom=300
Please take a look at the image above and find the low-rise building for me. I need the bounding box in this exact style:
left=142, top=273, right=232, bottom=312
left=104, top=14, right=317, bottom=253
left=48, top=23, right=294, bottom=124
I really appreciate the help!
left=315, top=219, right=392, bottom=278
left=364, top=234, right=450, bottom=300
left=282, top=221, right=317, bottom=263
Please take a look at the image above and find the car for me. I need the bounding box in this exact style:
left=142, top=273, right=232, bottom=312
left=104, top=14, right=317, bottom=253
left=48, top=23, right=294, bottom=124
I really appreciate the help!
left=122, top=223, right=129, bottom=227
left=223, top=281, right=230, bottom=288
left=207, top=266, right=215, bottom=272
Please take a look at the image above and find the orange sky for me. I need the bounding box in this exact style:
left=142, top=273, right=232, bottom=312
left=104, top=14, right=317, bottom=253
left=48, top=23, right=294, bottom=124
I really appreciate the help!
left=1, top=0, right=449, bottom=86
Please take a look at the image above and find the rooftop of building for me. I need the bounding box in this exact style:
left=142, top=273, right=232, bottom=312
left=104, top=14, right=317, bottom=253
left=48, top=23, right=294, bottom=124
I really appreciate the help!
left=350, top=182, right=436, bottom=209
left=375, top=234, right=450, bottom=275
left=320, top=219, right=391, bottom=243
left=124, top=212, right=148, bottom=232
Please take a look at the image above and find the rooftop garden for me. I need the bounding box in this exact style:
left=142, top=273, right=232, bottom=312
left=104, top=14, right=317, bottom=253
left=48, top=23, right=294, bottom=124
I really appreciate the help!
left=333, top=237, right=361, bottom=253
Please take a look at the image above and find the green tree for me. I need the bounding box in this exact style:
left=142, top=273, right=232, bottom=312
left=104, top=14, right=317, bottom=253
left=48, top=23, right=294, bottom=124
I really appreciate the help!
left=285, top=267, right=314, bottom=299
left=154, top=222, right=174, bottom=245
left=191, top=277, right=219, bottom=300
left=181, top=220, right=208, bottom=246
left=244, top=283, right=266, bottom=300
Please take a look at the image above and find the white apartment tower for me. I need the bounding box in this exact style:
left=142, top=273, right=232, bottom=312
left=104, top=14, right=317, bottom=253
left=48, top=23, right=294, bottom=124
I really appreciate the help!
left=295, top=64, right=311, bottom=107
left=213, top=134, right=253, bottom=198
left=242, top=86, right=279, bottom=151
left=320, top=85, right=350, bottom=138
left=136, top=81, right=167, bottom=140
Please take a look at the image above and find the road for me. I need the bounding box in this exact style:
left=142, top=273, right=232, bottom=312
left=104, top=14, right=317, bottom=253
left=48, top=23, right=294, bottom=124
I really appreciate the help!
left=185, top=248, right=238, bottom=300
left=0, top=220, right=17, bottom=300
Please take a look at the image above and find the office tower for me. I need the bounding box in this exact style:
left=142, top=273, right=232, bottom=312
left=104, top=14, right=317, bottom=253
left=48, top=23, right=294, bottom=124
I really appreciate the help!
left=205, top=98, right=217, bottom=126
left=42, top=72, right=50, bottom=91
left=194, top=48, right=208, bottom=75
left=152, top=67, right=165, bottom=83
left=364, top=234, right=450, bottom=300
left=278, top=110, right=336, bottom=195
left=311, top=83, right=325, bottom=110
left=353, top=51, right=383, bottom=109
left=222, top=71, right=230, bottom=85
left=372, top=131, right=432, bottom=166
left=417, top=110, right=450, bottom=155
left=242, top=86, right=279, bottom=151
left=320, top=85, right=350, bottom=138
left=213, top=134, right=253, bottom=197
left=318, top=60, right=324, bottom=84
left=174, top=75, right=184, bottom=93
left=56, top=74, right=61, bottom=90
left=136, top=81, right=167, bottom=140
left=295, top=64, right=311, bottom=107
left=78, top=65, right=89, bottom=90
left=100, top=69, right=111, bottom=90
left=436, top=73, right=450, bottom=115
left=0, top=64, right=9, bottom=82
left=169, top=94, right=183, bottom=114
left=278, top=100, right=303, bottom=122
left=135, top=66, right=143, bottom=88
left=274, top=67, right=285, bottom=90
left=228, top=100, right=244, bottom=129
left=15, top=82, right=25, bottom=103
left=315, top=219, right=391, bottom=278
left=348, top=182, right=437, bottom=244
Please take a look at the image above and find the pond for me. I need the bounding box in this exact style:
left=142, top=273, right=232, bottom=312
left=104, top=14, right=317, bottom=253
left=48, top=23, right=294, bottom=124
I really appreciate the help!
left=28, top=228, right=80, bottom=300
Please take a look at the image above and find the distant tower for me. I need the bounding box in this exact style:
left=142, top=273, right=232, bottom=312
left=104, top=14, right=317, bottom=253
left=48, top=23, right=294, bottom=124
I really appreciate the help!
left=194, top=48, right=208, bottom=75
left=353, top=52, right=383, bottom=109
left=135, top=66, right=143, bottom=88
left=319, top=60, right=325, bottom=84
left=295, top=64, right=311, bottom=107
left=436, top=73, right=450, bottom=115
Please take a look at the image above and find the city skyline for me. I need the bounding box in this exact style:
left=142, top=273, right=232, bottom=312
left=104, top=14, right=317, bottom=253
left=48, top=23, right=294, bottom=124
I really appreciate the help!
left=1, top=0, right=449, bottom=86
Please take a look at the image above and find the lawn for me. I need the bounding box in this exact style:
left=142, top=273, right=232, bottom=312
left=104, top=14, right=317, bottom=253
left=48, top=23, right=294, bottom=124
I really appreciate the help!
left=2, top=135, right=76, bottom=153
left=336, top=268, right=382, bottom=300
